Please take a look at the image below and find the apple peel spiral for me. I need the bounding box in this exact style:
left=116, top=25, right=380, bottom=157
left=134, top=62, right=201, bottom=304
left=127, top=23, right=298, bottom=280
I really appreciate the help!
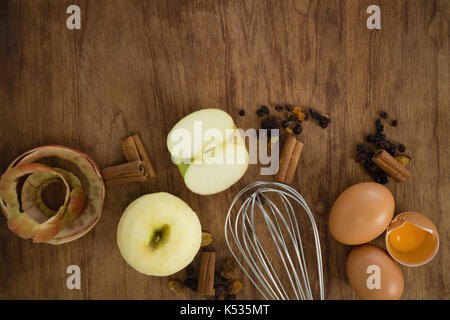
left=0, top=145, right=105, bottom=244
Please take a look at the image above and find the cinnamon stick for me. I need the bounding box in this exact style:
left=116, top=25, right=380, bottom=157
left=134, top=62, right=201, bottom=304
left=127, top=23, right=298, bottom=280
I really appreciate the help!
left=274, top=135, right=304, bottom=184
left=102, top=161, right=145, bottom=181
left=120, top=136, right=141, bottom=162
left=372, top=149, right=411, bottom=183
left=132, top=133, right=156, bottom=179
left=197, top=251, right=216, bottom=296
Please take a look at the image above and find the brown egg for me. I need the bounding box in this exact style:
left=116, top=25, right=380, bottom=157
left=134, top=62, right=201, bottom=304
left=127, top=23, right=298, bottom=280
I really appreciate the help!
left=385, top=212, right=439, bottom=267
left=329, top=182, right=395, bottom=245
left=346, top=244, right=404, bottom=300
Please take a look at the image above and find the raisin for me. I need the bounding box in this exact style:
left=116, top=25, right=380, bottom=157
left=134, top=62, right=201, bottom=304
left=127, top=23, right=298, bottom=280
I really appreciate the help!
left=238, top=109, right=245, bottom=116
left=261, top=117, right=279, bottom=130
left=293, top=124, right=303, bottom=135
left=281, top=120, right=289, bottom=128
left=288, top=115, right=297, bottom=122
left=398, top=144, right=406, bottom=153
left=256, top=109, right=264, bottom=117
left=227, top=280, right=243, bottom=295
left=261, top=106, right=270, bottom=114
left=201, top=232, right=213, bottom=247
left=214, top=273, right=227, bottom=287
left=185, top=264, right=194, bottom=276
left=310, top=108, right=322, bottom=120
left=168, top=279, right=184, bottom=293
left=374, top=172, right=389, bottom=185
left=285, top=105, right=292, bottom=112
left=304, top=113, right=309, bottom=121
left=319, top=116, right=331, bottom=129
left=395, top=156, right=410, bottom=166
left=220, top=258, right=236, bottom=279
left=216, top=284, right=227, bottom=294
left=183, top=278, right=198, bottom=291
left=355, top=144, right=364, bottom=152
left=275, top=106, right=283, bottom=112
left=375, top=119, right=384, bottom=133
left=356, top=151, right=369, bottom=163
left=380, top=111, right=388, bottom=119
left=391, top=120, right=398, bottom=127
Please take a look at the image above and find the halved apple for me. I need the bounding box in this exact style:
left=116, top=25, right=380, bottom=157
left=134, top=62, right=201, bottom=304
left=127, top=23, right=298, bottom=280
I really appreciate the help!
left=167, top=108, right=235, bottom=161
left=117, top=193, right=202, bottom=276
left=180, top=137, right=249, bottom=195
left=167, top=109, right=249, bottom=195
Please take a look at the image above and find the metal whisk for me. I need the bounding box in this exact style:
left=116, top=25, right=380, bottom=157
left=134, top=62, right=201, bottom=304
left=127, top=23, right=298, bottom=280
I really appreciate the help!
left=225, top=181, right=324, bottom=300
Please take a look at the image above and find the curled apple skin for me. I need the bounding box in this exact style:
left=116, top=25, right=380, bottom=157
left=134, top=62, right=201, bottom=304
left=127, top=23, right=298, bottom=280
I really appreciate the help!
left=0, top=163, right=71, bottom=243
left=0, top=145, right=105, bottom=244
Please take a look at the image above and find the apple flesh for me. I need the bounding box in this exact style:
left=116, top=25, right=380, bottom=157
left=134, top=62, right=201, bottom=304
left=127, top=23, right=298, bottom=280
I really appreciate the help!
left=117, top=192, right=202, bottom=276
left=180, top=135, right=248, bottom=195
left=167, top=108, right=235, bottom=161
left=167, top=108, right=249, bottom=195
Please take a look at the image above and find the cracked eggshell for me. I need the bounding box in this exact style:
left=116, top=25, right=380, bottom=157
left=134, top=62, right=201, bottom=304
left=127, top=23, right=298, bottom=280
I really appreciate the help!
left=385, top=212, right=439, bottom=267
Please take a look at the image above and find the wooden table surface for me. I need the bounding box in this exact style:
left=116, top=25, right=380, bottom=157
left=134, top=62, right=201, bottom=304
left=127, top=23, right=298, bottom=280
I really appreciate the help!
left=0, top=0, right=448, bottom=300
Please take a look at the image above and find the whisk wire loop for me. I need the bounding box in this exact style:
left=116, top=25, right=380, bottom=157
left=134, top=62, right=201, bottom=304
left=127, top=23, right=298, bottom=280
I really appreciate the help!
left=225, top=181, right=325, bottom=300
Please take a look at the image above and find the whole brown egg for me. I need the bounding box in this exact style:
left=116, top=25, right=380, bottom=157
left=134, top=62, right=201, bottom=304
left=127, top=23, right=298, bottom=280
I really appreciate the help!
left=329, top=182, right=395, bottom=245
left=346, top=244, right=404, bottom=300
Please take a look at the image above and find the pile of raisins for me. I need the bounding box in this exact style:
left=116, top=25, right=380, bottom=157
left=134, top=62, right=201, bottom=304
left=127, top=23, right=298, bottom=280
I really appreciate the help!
left=356, top=111, right=408, bottom=184
left=239, top=105, right=331, bottom=137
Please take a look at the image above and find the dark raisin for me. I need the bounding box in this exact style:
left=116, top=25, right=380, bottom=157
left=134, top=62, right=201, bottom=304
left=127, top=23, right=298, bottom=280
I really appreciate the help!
left=373, top=131, right=386, bottom=142
left=214, top=273, right=227, bottom=286
left=293, top=124, right=303, bottom=135
left=285, top=105, right=292, bottom=112
left=398, top=144, right=406, bottom=153
left=225, top=294, right=237, bottom=300
left=374, top=172, right=389, bottom=184
left=288, top=115, right=297, bottom=121
left=281, top=120, right=289, bottom=128
left=261, top=106, right=270, bottom=114
left=304, top=113, right=309, bottom=121
left=356, top=143, right=365, bottom=152
left=319, top=116, right=331, bottom=129
left=186, top=264, right=194, bottom=276
left=215, top=284, right=227, bottom=295
left=238, top=109, right=245, bottom=116
left=376, top=140, right=396, bottom=156
left=275, top=106, right=283, bottom=112
left=310, top=108, right=322, bottom=120
left=261, top=116, right=279, bottom=130
left=391, top=120, right=398, bottom=127
left=356, top=150, right=371, bottom=163
left=380, top=111, right=388, bottom=119
left=375, top=119, right=384, bottom=133
left=256, top=109, right=264, bottom=117
left=183, top=278, right=198, bottom=291
left=366, top=135, right=375, bottom=143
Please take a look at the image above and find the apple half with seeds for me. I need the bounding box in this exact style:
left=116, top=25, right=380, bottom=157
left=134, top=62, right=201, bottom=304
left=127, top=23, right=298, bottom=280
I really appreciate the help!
left=167, top=108, right=249, bottom=195
left=117, top=192, right=202, bottom=276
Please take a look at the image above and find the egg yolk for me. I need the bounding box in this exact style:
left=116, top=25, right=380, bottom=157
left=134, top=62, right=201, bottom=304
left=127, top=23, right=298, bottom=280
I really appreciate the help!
left=388, top=222, right=427, bottom=253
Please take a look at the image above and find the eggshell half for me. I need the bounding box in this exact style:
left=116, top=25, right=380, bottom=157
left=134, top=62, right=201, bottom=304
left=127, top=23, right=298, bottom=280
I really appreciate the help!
left=346, top=244, right=404, bottom=300
left=329, top=182, right=395, bottom=245
left=385, top=212, right=439, bottom=267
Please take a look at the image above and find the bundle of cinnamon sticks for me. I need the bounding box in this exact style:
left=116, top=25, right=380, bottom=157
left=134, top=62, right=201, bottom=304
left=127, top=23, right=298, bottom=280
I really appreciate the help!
left=275, top=135, right=304, bottom=185
left=102, top=134, right=156, bottom=186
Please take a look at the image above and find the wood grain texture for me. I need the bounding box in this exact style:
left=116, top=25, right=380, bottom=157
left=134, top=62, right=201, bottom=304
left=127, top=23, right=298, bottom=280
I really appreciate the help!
left=0, top=0, right=448, bottom=300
